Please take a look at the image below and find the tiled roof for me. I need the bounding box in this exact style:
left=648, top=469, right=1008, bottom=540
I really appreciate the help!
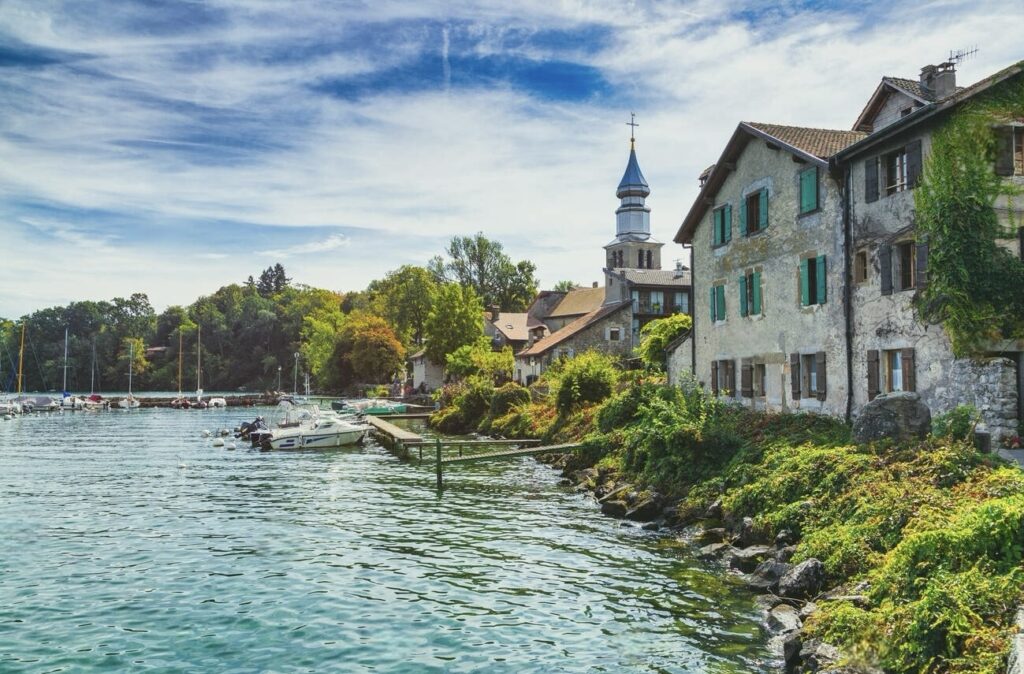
left=490, top=312, right=536, bottom=342
left=612, top=268, right=691, bottom=287
left=883, top=76, right=934, bottom=102
left=744, top=122, right=867, bottom=159
left=548, top=286, right=605, bottom=318
left=517, top=301, right=630, bottom=357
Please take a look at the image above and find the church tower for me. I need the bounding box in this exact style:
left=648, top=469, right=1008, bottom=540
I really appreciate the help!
left=604, top=118, right=664, bottom=303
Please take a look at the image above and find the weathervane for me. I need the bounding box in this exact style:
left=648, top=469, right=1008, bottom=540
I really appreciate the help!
left=626, top=112, right=639, bottom=148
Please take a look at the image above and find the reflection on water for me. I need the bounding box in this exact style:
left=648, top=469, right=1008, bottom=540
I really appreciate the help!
left=0, top=407, right=774, bottom=673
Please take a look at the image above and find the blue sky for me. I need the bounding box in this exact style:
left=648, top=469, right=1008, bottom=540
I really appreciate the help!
left=1, top=0, right=1021, bottom=317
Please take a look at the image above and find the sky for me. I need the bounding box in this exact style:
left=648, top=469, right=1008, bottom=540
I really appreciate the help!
left=1, top=0, right=1022, bottom=318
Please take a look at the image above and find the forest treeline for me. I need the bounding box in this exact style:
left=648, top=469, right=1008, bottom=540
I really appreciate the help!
left=1, top=234, right=550, bottom=394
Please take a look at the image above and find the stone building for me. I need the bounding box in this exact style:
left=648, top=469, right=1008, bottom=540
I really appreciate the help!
left=515, top=134, right=691, bottom=384
left=675, top=123, right=864, bottom=415
left=674, top=59, right=1024, bottom=443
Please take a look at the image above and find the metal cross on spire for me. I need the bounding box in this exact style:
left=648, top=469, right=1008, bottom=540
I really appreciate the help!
left=626, top=112, right=638, bottom=148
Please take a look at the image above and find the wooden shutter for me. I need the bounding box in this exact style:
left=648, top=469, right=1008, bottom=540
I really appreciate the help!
left=790, top=353, right=801, bottom=400
left=901, top=348, right=916, bottom=392
left=865, top=157, right=879, bottom=203
left=724, top=204, right=732, bottom=242
left=759, top=188, right=769, bottom=229
left=867, top=350, right=880, bottom=400
left=751, top=271, right=762, bottom=315
left=738, top=274, right=748, bottom=317
left=741, top=358, right=753, bottom=398
left=995, top=126, right=1015, bottom=176
left=800, top=168, right=817, bottom=212
left=726, top=360, right=736, bottom=396
left=711, top=361, right=719, bottom=395
left=906, top=140, right=923, bottom=188
left=716, top=285, right=726, bottom=321
left=800, top=259, right=810, bottom=306
left=713, top=209, right=721, bottom=246
left=916, top=239, right=929, bottom=290
left=815, top=351, right=827, bottom=401
left=709, top=287, right=716, bottom=321
left=816, top=255, right=827, bottom=304
left=879, top=244, right=893, bottom=295
left=739, top=199, right=747, bottom=236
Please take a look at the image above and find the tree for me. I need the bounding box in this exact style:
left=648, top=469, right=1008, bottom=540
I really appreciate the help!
left=428, top=233, right=538, bottom=312
left=552, top=280, right=579, bottom=293
left=256, top=263, right=290, bottom=297
left=636, top=314, right=693, bottom=370
left=367, top=265, right=437, bottom=345
left=329, top=313, right=405, bottom=387
left=424, top=283, right=484, bottom=365
left=445, top=337, right=513, bottom=381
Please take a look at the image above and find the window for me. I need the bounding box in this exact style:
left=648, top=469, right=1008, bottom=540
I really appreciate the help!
left=632, top=318, right=640, bottom=342
left=650, top=291, right=664, bottom=314
left=631, top=290, right=639, bottom=312
left=854, top=251, right=868, bottom=284
left=738, top=270, right=762, bottom=317
left=799, top=167, right=819, bottom=214
left=800, top=255, right=827, bottom=306
left=995, top=127, right=1024, bottom=176
left=896, top=241, right=915, bottom=290
left=740, top=189, right=768, bottom=235
left=646, top=250, right=653, bottom=268
left=900, top=106, right=914, bottom=118
left=753, top=363, right=766, bottom=397
left=608, top=327, right=621, bottom=342
left=712, top=205, right=732, bottom=247
left=867, top=348, right=916, bottom=399
left=801, top=354, right=818, bottom=397
left=672, top=292, right=689, bottom=315
left=710, top=359, right=735, bottom=396
left=885, top=148, right=908, bottom=195
left=709, top=283, right=726, bottom=322
left=638, top=250, right=645, bottom=268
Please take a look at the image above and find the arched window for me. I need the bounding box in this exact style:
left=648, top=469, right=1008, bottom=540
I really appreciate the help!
left=638, top=250, right=644, bottom=268
left=646, top=250, right=653, bottom=268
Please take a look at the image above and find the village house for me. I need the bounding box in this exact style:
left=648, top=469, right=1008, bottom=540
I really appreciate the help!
left=516, top=134, right=691, bottom=384
left=673, top=58, right=1024, bottom=444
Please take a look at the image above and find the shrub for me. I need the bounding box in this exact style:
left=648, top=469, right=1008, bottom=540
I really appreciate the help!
left=429, top=376, right=494, bottom=434
left=490, top=383, right=530, bottom=417
left=932, top=404, right=981, bottom=441
left=548, top=351, right=619, bottom=415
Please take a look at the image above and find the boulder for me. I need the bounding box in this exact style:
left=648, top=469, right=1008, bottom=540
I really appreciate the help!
left=753, top=559, right=792, bottom=591
left=625, top=493, right=663, bottom=522
left=733, top=516, right=763, bottom=548
left=799, top=639, right=841, bottom=672
left=728, top=545, right=773, bottom=573
left=852, top=391, right=931, bottom=444
left=783, top=632, right=803, bottom=673
left=704, top=497, right=723, bottom=520
left=776, top=545, right=798, bottom=563
left=775, top=529, right=797, bottom=547
left=697, top=543, right=733, bottom=560
left=696, top=527, right=729, bottom=544
left=767, top=603, right=802, bottom=635
left=778, top=558, right=825, bottom=599
left=600, top=499, right=629, bottom=518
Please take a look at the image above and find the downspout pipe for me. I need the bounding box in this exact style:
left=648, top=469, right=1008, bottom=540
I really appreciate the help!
left=841, top=163, right=855, bottom=424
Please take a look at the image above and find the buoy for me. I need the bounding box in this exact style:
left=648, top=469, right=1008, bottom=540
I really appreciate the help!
left=212, top=438, right=225, bottom=447
left=220, top=428, right=230, bottom=436
left=201, top=430, right=210, bottom=438
left=226, top=442, right=236, bottom=450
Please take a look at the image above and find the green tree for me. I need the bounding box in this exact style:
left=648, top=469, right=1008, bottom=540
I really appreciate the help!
left=367, top=265, right=437, bottom=345
left=552, top=280, right=579, bottom=293
left=329, top=313, right=405, bottom=387
left=424, top=283, right=484, bottom=366
left=636, top=314, right=693, bottom=370
left=428, top=233, right=538, bottom=311
left=445, top=337, right=514, bottom=381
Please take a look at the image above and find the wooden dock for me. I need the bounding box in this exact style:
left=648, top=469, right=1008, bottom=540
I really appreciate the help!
left=364, top=415, right=423, bottom=446
left=439, top=442, right=577, bottom=465
left=380, top=412, right=433, bottom=420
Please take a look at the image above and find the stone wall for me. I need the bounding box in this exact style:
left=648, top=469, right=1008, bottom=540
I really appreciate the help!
left=933, top=356, right=1020, bottom=445
left=666, top=335, right=692, bottom=387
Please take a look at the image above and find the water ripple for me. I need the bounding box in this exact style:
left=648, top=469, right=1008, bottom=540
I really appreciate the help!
left=0, top=407, right=774, bottom=673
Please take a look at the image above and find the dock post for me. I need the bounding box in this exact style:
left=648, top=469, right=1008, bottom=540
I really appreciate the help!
left=435, top=438, right=442, bottom=490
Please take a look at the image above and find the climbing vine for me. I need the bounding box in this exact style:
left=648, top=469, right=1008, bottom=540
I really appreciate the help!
left=914, top=73, right=1024, bottom=357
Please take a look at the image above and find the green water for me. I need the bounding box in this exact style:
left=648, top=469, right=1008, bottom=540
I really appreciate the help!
left=0, top=408, right=775, bottom=672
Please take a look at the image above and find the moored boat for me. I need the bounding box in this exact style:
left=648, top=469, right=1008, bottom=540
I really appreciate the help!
left=330, top=398, right=407, bottom=415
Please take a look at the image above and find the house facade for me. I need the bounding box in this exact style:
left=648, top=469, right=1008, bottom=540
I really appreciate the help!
left=675, top=59, right=1024, bottom=443
left=675, top=122, right=862, bottom=416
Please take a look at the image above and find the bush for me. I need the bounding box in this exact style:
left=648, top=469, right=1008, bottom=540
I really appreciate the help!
left=547, top=351, right=619, bottom=416
left=490, top=383, right=530, bottom=417
left=429, top=377, right=494, bottom=434
left=932, top=404, right=981, bottom=441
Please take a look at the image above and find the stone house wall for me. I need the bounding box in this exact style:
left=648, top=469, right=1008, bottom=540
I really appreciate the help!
left=932, top=357, right=1020, bottom=443
left=691, top=136, right=849, bottom=416
left=666, top=335, right=692, bottom=387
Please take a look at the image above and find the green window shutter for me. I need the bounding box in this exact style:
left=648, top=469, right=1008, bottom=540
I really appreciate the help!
left=713, top=209, right=722, bottom=246
left=724, top=204, right=732, bottom=242
left=800, top=259, right=810, bottom=306
left=751, top=271, right=762, bottom=315
left=709, top=287, right=716, bottom=321
left=739, top=199, right=747, bottom=236
left=738, top=274, right=748, bottom=317
left=716, top=284, right=726, bottom=320
left=816, top=255, right=827, bottom=304
left=800, top=168, right=817, bottom=213
left=759, top=188, right=768, bottom=229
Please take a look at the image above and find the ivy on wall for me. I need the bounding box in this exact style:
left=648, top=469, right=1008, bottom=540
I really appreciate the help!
left=914, top=73, right=1024, bottom=357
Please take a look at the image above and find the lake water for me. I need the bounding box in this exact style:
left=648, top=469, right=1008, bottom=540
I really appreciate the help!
left=0, top=407, right=774, bottom=673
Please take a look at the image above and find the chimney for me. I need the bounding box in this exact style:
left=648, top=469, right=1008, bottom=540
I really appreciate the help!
left=489, top=305, right=500, bottom=322
left=921, top=62, right=956, bottom=99
left=592, top=281, right=598, bottom=288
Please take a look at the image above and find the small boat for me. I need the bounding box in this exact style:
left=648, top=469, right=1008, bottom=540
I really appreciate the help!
left=117, top=342, right=141, bottom=409
left=260, top=402, right=367, bottom=450
left=208, top=397, right=227, bottom=408
left=330, top=398, right=407, bottom=415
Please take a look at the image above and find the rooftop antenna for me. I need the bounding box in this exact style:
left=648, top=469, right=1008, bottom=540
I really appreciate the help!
left=626, top=112, right=639, bottom=149
left=946, top=46, right=978, bottom=67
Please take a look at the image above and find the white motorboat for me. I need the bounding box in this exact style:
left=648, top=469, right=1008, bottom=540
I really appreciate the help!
left=208, top=397, right=227, bottom=408
left=260, top=402, right=367, bottom=450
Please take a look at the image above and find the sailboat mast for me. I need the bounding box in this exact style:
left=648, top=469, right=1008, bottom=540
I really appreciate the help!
left=90, top=339, right=96, bottom=395
left=196, top=324, right=202, bottom=397
left=128, top=341, right=133, bottom=395
left=16, top=322, right=25, bottom=394
left=62, top=327, right=69, bottom=393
